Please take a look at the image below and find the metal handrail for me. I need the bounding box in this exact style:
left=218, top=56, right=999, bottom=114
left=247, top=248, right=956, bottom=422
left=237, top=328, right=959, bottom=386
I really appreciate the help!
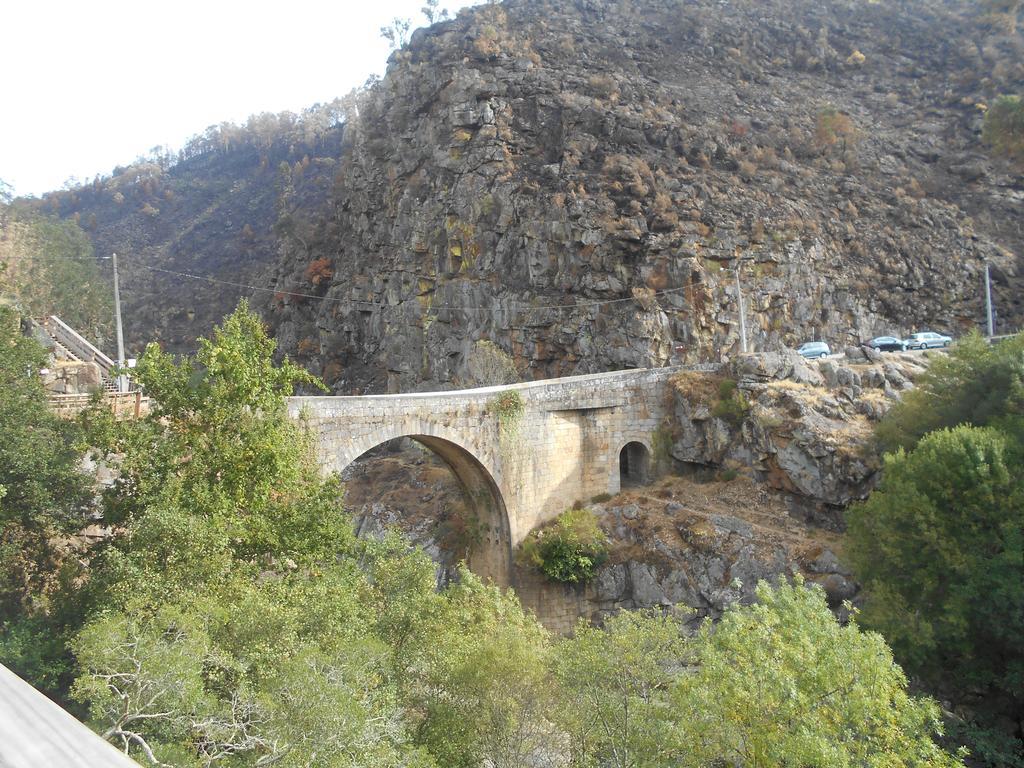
left=43, top=316, right=116, bottom=374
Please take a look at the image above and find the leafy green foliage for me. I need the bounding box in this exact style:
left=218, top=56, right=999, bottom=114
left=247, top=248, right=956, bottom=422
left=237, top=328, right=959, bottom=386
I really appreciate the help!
left=71, top=567, right=418, bottom=767
left=0, top=207, right=113, bottom=345
left=0, top=307, right=90, bottom=530
left=875, top=331, right=1024, bottom=453
left=711, top=377, right=750, bottom=426
left=520, top=507, right=609, bottom=583
left=0, top=307, right=91, bottom=695
left=673, top=579, right=964, bottom=768
left=88, top=301, right=334, bottom=571
left=67, top=304, right=427, bottom=764
left=855, top=331, right=1024, bottom=761
left=401, top=571, right=556, bottom=768
left=553, top=609, right=686, bottom=767
left=551, top=582, right=962, bottom=768
left=848, top=425, right=1024, bottom=758
left=983, top=95, right=1024, bottom=162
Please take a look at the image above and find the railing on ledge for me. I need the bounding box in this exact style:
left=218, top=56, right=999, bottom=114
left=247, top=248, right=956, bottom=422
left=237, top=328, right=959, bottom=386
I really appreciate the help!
left=48, top=391, right=150, bottom=420
left=43, top=316, right=117, bottom=375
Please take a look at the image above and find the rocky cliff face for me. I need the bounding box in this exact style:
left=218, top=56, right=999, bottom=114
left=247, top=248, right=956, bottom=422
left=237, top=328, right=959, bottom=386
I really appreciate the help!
left=258, top=0, right=1022, bottom=394
left=515, top=477, right=858, bottom=633
left=667, top=348, right=930, bottom=525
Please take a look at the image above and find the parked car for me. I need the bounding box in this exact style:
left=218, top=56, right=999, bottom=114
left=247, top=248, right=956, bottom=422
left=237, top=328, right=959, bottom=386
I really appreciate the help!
left=904, top=331, right=952, bottom=350
left=866, top=336, right=907, bottom=352
left=797, top=341, right=831, bottom=359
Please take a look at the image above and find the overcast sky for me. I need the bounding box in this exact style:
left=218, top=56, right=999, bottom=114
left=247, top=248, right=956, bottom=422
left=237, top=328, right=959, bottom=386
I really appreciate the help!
left=2, top=0, right=479, bottom=198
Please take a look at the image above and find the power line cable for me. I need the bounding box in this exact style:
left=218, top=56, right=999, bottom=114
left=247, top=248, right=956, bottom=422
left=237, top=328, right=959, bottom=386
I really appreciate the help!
left=0, top=254, right=112, bottom=261
left=2, top=250, right=690, bottom=313
left=130, top=261, right=690, bottom=313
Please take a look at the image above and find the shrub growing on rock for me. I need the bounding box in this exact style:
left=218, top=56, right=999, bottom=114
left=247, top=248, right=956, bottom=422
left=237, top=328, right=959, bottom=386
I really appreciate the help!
left=520, top=507, right=609, bottom=583
left=814, top=105, right=858, bottom=153
left=712, top=378, right=750, bottom=426
left=983, top=94, right=1024, bottom=162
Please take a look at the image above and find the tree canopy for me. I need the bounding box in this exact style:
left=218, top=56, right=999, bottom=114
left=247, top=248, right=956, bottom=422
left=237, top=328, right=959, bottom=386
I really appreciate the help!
left=674, top=579, right=964, bottom=768
left=851, top=333, right=1024, bottom=764
left=848, top=426, right=1024, bottom=763
left=0, top=204, right=113, bottom=346
left=874, top=331, right=1024, bottom=453
left=0, top=303, right=967, bottom=766
left=0, top=307, right=92, bottom=694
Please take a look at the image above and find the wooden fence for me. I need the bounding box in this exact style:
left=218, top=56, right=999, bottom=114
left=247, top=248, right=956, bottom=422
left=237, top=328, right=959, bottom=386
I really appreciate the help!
left=48, top=390, right=150, bottom=419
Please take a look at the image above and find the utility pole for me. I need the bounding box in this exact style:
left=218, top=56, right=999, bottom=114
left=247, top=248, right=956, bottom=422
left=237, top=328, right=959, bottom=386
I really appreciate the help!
left=112, top=252, right=127, bottom=393
left=736, top=263, right=748, bottom=353
left=984, top=263, right=994, bottom=338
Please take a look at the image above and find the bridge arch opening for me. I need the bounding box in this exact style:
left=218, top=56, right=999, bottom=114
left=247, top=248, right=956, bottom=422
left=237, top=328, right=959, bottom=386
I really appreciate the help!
left=619, top=441, right=651, bottom=487
left=342, top=435, right=512, bottom=587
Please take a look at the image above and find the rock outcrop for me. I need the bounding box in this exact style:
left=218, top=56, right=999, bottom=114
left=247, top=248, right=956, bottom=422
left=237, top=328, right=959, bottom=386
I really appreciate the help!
left=513, top=476, right=858, bottom=633
left=666, top=350, right=930, bottom=524
left=257, top=0, right=1022, bottom=393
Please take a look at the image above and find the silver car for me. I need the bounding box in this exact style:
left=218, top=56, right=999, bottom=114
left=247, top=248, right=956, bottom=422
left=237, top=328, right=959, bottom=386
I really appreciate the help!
left=797, top=341, right=831, bottom=359
left=904, top=331, right=952, bottom=350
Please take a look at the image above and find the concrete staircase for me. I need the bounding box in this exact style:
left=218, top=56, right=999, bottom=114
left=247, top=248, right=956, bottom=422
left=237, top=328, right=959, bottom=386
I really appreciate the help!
left=41, top=316, right=123, bottom=393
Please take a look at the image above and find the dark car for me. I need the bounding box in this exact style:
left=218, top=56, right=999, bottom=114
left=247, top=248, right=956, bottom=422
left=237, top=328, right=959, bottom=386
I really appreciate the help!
left=866, top=336, right=907, bottom=352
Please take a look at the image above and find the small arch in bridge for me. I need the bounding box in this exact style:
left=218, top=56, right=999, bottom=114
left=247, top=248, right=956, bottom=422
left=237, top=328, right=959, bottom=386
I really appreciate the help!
left=347, top=435, right=512, bottom=587
left=619, top=441, right=651, bottom=487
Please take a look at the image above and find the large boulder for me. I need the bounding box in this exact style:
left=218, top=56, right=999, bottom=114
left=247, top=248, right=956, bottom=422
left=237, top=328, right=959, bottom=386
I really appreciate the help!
left=732, top=350, right=825, bottom=387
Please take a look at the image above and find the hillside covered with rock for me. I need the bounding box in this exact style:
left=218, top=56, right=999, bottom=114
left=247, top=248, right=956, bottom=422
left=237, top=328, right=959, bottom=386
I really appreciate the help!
left=257, top=0, right=1023, bottom=393
left=32, top=108, right=349, bottom=354
left=31, top=0, right=1023, bottom=388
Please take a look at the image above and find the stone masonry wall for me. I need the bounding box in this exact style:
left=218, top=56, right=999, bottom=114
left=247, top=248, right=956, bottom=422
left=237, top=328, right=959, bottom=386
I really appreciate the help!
left=289, top=366, right=683, bottom=583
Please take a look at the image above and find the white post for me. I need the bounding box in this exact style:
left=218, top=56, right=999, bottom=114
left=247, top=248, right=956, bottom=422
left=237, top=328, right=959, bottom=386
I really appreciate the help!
left=112, top=252, right=127, bottom=393
left=984, top=263, right=994, bottom=338
left=736, top=264, right=748, bottom=353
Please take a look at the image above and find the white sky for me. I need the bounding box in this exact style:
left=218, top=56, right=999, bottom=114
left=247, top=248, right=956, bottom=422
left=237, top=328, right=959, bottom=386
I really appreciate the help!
left=2, top=0, right=478, bottom=198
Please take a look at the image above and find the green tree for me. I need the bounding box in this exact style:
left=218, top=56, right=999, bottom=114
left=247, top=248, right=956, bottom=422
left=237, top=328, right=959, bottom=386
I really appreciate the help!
left=874, top=331, right=1024, bottom=453
left=85, top=300, right=339, bottom=588
left=403, top=571, right=555, bottom=768
left=72, top=567, right=420, bottom=767
left=0, top=208, right=113, bottom=346
left=0, top=307, right=89, bottom=530
left=70, top=303, right=433, bottom=764
left=983, top=95, right=1024, bottom=161
left=673, top=579, right=964, bottom=768
left=848, top=426, right=1024, bottom=761
left=552, top=610, right=686, bottom=767
left=0, top=306, right=91, bottom=694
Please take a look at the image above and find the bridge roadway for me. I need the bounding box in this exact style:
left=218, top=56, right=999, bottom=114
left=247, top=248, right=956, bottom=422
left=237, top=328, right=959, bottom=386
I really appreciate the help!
left=289, top=366, right=686, bottom=585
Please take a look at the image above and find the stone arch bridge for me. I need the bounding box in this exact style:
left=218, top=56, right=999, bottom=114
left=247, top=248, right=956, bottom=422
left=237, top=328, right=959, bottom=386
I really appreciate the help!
left=288, top=367, right=684, bottom=585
